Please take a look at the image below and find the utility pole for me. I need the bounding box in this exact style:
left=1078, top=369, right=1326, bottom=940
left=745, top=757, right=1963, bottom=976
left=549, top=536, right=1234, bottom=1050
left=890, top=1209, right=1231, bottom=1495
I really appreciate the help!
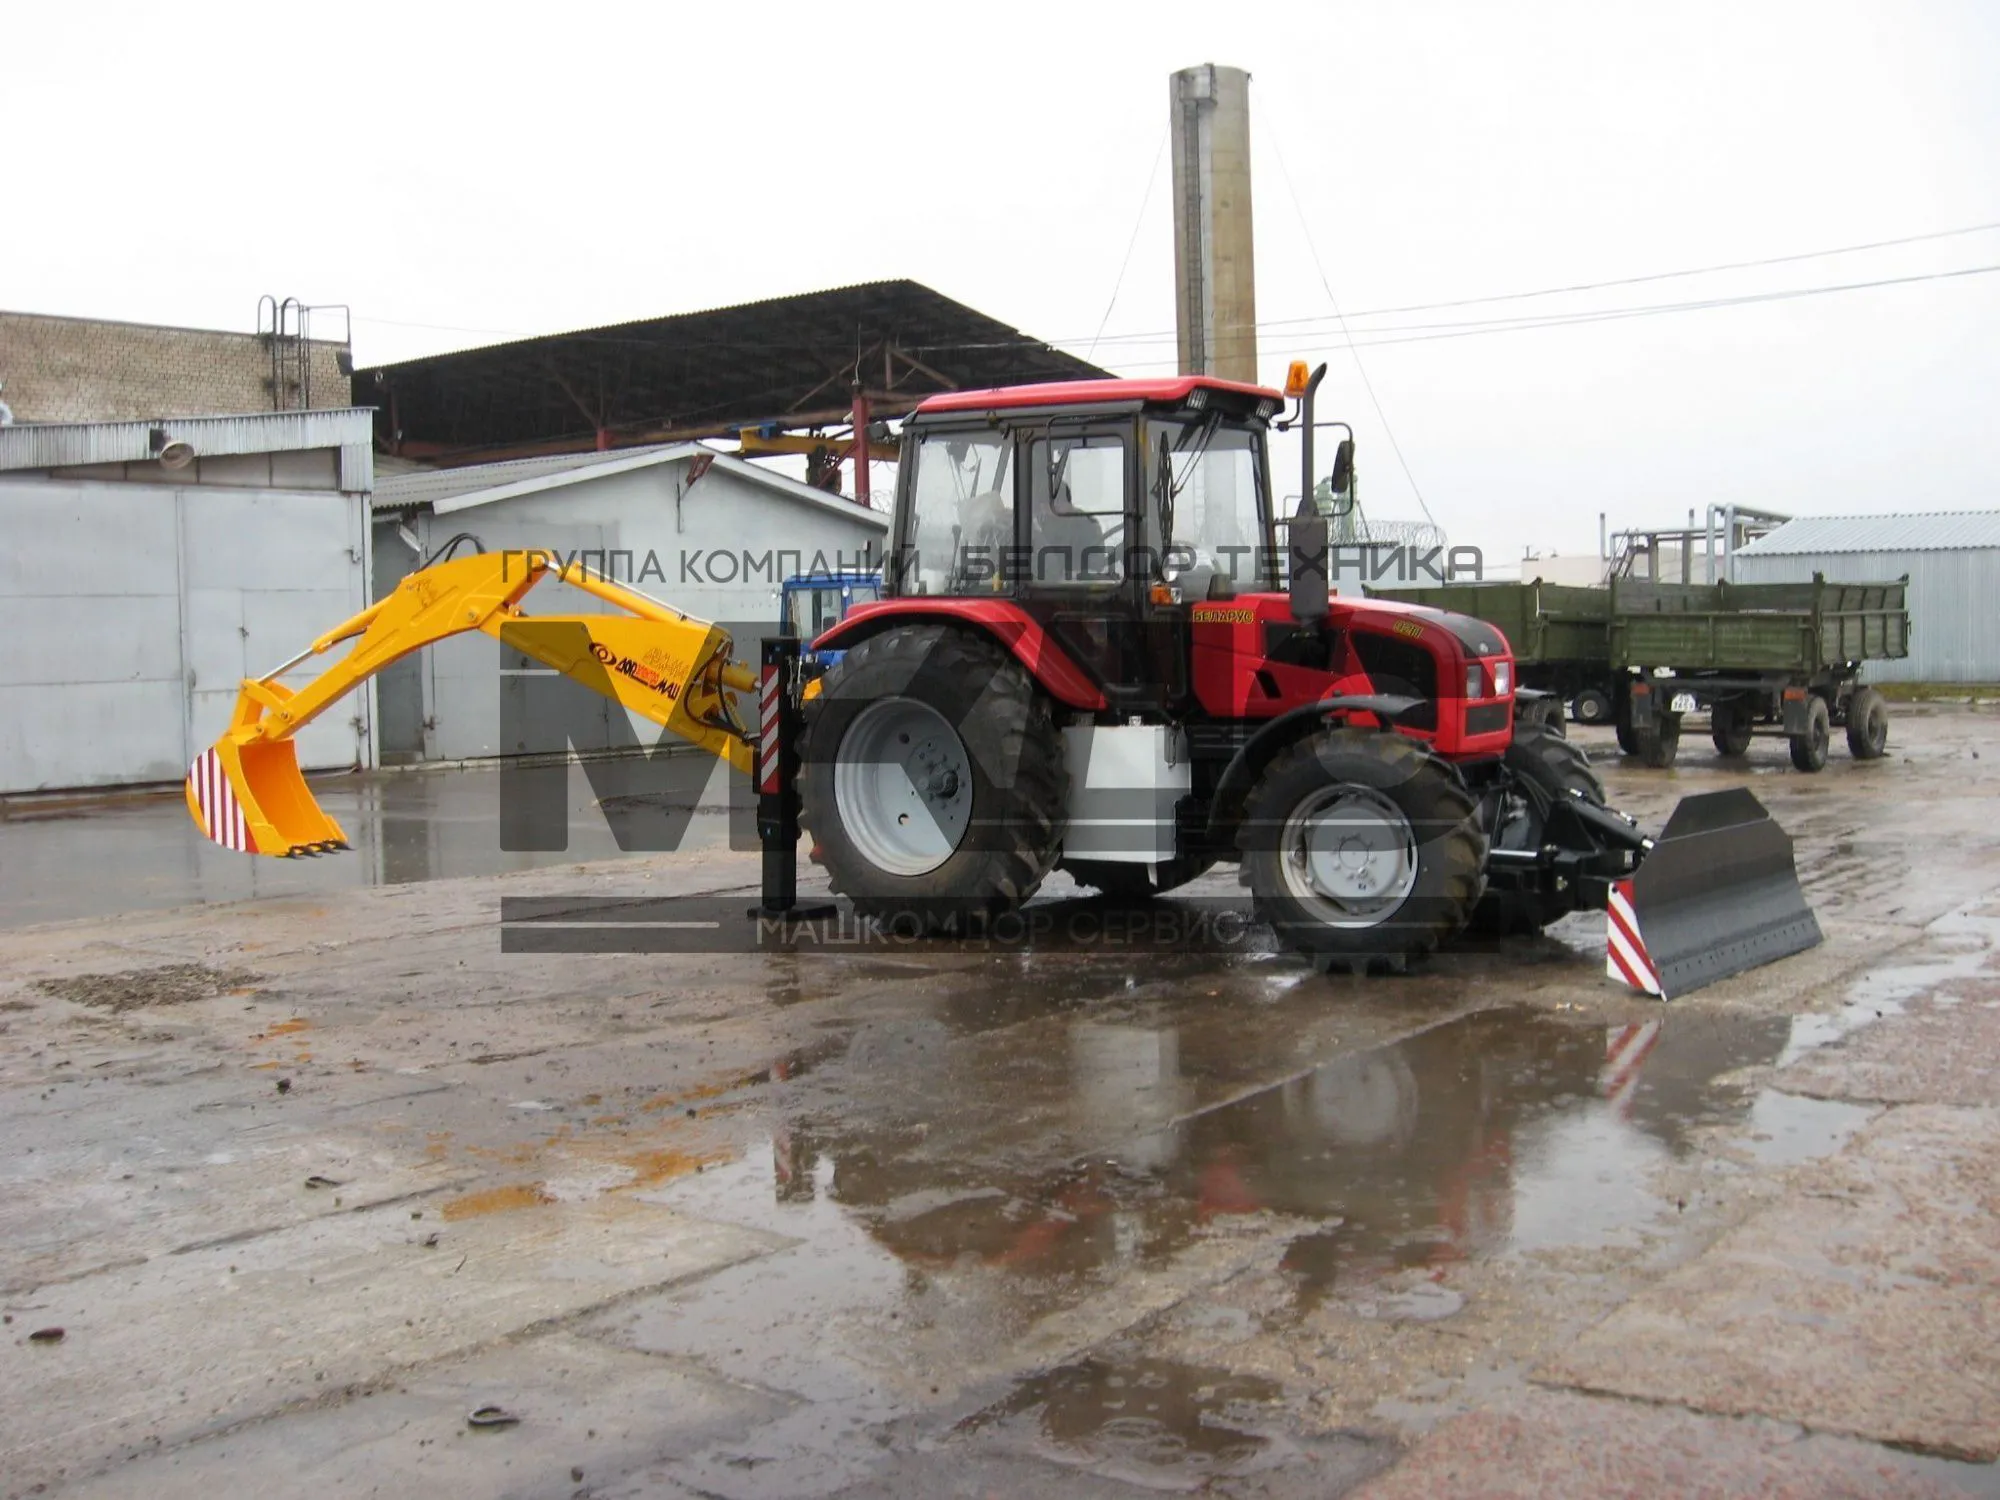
left=1169, top=64, right=1258, bottom=384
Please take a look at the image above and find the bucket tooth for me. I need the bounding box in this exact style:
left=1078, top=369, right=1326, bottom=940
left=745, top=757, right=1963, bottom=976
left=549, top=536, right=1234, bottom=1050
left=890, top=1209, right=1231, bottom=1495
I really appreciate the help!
left=1610, top=787, right=1821, bottom=999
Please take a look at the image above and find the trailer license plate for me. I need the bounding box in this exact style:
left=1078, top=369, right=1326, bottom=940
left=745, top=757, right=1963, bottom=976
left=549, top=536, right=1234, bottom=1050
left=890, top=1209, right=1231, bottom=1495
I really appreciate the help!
left=1670, top=692, right=1699, bottom=713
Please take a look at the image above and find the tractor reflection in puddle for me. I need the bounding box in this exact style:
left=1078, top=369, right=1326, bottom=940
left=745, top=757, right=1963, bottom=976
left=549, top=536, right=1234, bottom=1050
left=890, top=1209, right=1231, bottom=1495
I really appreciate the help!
left=758, top=1006, right=1791, bottom=1307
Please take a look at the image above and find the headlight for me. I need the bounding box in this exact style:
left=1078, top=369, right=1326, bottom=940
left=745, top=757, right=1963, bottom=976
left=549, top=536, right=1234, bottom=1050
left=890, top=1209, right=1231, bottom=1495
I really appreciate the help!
left=1493, top=660, right=1512, bottom=696
left=1466, top=663, right=1484, bottom=699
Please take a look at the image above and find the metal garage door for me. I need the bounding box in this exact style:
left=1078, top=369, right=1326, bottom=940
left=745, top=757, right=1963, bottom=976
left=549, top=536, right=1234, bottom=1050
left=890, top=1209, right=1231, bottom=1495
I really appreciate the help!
left=0, top=479, right=369, bottom=793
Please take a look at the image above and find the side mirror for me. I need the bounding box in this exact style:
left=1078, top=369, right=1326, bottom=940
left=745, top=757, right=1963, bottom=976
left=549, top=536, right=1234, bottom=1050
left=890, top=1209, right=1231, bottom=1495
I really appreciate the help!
left=1328, top=437, right=1354, bottom=498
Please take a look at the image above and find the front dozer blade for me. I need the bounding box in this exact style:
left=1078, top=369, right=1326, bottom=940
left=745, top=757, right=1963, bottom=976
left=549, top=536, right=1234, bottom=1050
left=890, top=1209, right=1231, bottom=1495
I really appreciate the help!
left=186, top=741, right=350, bottom=857
left=1608, top=787, right=1821, bottom=999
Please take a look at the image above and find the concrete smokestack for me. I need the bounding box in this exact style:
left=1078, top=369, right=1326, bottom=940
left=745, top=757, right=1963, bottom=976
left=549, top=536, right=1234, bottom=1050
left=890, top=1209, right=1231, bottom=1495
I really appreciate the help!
left=1169, top=64, right=1258, bottom=384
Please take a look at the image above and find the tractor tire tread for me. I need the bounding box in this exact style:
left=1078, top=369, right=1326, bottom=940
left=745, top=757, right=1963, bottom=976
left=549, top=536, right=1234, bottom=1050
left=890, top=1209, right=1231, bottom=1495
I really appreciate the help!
left=800, top=625, right=1067, bottom=931
left=1237, top=730, right=1485, bottom=973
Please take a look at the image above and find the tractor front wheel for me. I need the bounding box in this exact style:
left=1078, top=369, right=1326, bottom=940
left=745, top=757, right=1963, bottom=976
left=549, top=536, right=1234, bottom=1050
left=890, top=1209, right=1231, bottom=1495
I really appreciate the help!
left=1239, top=729, right=1486, bottom=974
left=801, top=625, right=1067, bottom=932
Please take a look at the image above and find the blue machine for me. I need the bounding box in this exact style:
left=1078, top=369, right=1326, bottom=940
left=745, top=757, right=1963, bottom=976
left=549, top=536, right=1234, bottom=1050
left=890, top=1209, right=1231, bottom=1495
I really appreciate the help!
left=779, top=569, right=882, bottom=673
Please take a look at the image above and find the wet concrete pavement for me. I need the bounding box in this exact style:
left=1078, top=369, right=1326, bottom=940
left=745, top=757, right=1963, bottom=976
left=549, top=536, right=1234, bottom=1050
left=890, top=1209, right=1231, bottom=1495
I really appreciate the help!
left=0, top=753, right=732, bottom=927
left=2, top=709, right=1999, bottom=1496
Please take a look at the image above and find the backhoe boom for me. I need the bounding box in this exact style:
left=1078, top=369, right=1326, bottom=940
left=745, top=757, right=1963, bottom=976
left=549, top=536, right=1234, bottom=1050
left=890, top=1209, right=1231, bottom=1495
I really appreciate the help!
left=186, top=550, right=756, bottom=856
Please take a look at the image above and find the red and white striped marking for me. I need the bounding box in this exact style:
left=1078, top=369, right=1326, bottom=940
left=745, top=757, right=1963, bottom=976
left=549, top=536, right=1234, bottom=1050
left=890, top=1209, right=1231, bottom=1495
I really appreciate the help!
left=757, top=666, right=782, bottom=795
left=1606, top=878, right=1664, bottom=996
left=188, top=749, right=253, bottom=853
left=1600, top=1019, right=1662, bottom=1116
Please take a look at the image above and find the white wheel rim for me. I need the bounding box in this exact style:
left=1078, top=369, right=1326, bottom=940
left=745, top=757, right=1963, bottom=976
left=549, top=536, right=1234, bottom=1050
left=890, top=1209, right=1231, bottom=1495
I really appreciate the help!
left=1279, top=785, right=1419, bottom=929
left=833, top=698, right=973, bottom=876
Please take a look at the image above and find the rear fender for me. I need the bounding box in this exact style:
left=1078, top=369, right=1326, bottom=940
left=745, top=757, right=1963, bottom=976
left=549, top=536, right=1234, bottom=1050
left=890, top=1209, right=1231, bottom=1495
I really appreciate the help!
left=813, top=599, right=1107, bottom=710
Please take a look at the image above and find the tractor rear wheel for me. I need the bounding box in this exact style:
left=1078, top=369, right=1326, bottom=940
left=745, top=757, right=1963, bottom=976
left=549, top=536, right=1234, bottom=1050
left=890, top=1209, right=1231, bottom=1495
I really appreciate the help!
left=1238, top=729, right=1485, bottom=974
left=1845, top=686, right=1889, bottom=759
left=1472, top=725, right=1606, bottom=935
left=801, top=625, right=1067, bottom=932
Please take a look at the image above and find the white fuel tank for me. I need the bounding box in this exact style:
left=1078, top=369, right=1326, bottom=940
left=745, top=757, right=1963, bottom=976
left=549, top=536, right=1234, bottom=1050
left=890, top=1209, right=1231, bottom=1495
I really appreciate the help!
left=1060, top=723, right=1191, bottom=865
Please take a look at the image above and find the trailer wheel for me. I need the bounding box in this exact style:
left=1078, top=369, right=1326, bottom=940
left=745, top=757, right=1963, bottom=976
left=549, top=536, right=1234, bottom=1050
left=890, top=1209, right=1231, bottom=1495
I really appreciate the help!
left=1845, top=686, right=1889, bottom=760
left=1572, top=687, right=1613, bottom=725
left=1710, top=701, right=1754, bottom=757
left=1636, top=711, right=1681, bottom=769
left=1788, top=695, right=1831, bottom=772
left=1614, top=719, right=1640, bottom=756
left=801, top=625, right=1067, bottom=931
left=1239, top=729, right=1485, bottom=974
left=1472, top=725, right=1607, bottom=935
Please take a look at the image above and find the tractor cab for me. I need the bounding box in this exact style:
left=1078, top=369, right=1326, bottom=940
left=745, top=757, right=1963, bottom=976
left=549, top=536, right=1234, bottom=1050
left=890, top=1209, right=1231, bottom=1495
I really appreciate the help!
left=888, top=377, right=1284, bottom=713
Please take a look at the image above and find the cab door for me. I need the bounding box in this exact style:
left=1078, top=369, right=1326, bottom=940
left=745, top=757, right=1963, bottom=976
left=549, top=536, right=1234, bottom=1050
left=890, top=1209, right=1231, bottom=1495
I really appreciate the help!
left=1013, top=421, right=1161, bottom=712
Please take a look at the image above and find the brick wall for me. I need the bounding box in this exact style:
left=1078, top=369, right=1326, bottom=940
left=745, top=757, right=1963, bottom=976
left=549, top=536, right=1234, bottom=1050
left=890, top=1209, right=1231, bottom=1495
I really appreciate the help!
left=0, top=311, right=350, bottom=422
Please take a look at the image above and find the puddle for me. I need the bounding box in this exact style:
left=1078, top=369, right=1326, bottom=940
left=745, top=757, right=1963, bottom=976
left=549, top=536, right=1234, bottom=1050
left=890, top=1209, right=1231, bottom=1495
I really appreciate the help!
left=1777, top=904, right=2000, bottom=1067
left=958, top=1352, right=1293, bottom=1488
left=650, top=1005, right=1824, bottom=1334
left=613, top=978, right=1970, bottom=1492
left=1738, top=1089, right=1873, bottom=1166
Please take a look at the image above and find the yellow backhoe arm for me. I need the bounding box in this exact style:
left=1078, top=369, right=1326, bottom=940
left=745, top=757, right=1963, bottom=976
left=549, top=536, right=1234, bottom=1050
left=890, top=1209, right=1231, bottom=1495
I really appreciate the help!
left=186, top=550, right=757, bottom=857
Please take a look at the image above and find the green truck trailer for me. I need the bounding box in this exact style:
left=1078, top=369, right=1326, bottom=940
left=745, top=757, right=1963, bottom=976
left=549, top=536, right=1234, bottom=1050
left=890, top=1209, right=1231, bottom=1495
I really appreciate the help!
left=1367, top=574, right=1910, bottom=771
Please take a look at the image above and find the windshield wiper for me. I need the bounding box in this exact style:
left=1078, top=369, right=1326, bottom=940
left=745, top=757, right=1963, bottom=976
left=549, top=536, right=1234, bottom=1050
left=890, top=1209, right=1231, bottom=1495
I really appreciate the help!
left=1168, top=410, right=1225, bottom=501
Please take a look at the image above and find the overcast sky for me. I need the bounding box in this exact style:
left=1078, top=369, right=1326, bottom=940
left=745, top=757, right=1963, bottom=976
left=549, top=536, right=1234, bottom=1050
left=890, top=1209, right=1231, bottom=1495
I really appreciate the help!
left=8, top=1, right=1998, bottom=562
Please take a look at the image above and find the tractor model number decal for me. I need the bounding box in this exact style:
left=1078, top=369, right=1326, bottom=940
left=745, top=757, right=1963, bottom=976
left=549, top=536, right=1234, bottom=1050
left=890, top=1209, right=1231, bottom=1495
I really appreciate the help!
left=590, top=642, right=681, bottom=699
left=1390, top=620, right=1427, bottom=641
left=1193, top=608, right=1257, bottom=624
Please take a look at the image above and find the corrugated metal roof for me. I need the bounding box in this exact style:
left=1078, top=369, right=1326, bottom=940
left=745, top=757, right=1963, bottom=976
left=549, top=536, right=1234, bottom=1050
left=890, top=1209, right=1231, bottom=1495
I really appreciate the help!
left=354, top=280, right=1110, bottom=461
left=372, top=444, right=675, bottom=509
left=1739, top=511, right=2000, bottom=555
left=376, top=441, right=889, bottom=531
left=0, top=408, right=375, bottom=473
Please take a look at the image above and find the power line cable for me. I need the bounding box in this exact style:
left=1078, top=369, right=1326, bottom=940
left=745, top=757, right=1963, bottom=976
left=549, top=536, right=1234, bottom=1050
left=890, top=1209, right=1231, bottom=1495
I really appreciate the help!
left=1086, top=128, right=1169, bottom=362
left=352, top=217, right=2000, bottom=356
left=1249, top=258, right=2000, bottom=354
left=1252, top=216, right=2000, bottom=329
left=1258, top=99, right=1437, bottom=527
left=988, top=215, right=2000, bottom=351
left=888, top=257, right=2000, bottom=366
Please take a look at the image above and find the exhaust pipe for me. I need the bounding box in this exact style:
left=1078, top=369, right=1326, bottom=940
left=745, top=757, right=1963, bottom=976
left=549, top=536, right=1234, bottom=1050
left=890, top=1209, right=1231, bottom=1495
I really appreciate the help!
left=1607, top=787, right=1821, bottom=998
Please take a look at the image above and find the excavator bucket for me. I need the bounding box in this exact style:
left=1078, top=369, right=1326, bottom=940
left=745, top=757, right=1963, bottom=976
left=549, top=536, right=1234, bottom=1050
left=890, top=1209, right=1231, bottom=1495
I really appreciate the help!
left=186, top=736, right=350, bottom=857
left=1607, top=787, right=1821, bottom=999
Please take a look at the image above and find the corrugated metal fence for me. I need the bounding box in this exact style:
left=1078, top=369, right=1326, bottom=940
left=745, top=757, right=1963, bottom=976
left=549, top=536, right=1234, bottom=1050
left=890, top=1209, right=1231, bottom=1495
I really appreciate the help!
left=1732, top=548, right=2000, bottom=682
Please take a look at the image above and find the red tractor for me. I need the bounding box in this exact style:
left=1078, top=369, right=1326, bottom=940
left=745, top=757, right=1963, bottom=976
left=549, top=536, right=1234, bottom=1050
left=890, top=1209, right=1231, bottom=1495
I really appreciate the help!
left=175, top=357, right=1812, bottom=993
left=802, top=363, right=1814, bottom=982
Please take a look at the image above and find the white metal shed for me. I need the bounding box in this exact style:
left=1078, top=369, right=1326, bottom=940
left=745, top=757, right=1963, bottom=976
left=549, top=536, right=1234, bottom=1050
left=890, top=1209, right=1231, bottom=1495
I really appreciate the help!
left=0, top=410, right=375, bottom=793
left=1734, top=512, right=2000, bottom=683
left=371, top=443, right=888, bottom=762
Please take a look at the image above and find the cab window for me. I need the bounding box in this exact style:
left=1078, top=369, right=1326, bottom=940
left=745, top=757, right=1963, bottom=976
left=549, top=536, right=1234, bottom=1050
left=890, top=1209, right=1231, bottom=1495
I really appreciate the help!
left=1025, top=431, right=1127, bottom=586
